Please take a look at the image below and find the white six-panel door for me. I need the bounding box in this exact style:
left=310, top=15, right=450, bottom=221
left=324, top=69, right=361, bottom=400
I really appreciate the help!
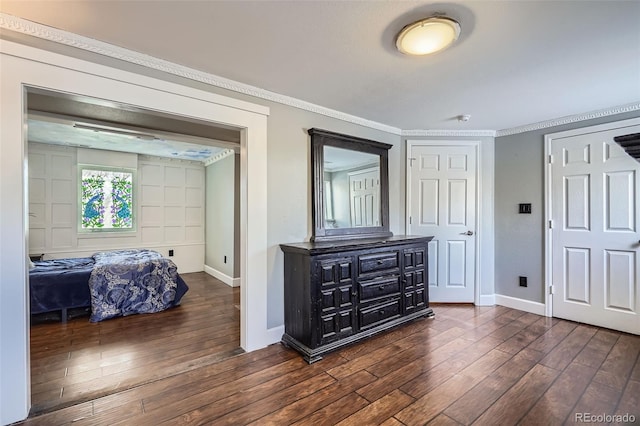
left=349, top=168, right=380, bottom=227
left=550, top=123, right=640, bottom=334
left=408, top=144, right=477, bottom=302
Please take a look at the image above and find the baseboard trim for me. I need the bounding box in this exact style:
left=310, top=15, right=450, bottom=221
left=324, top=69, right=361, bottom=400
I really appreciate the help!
left=266, top=325, right=285, bottom=345
left=495, top=294, right=546, bottom=316
left=204, top=264, right=240, bottom=287
left=478, top=294, right=496, bottom=306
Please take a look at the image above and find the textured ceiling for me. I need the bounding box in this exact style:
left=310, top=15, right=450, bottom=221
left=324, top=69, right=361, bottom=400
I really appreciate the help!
left=25, top=91, right=239, bottom=163
left=2, top=1, right=639, bottom=131
left=28, top=119, right=229, bottom=162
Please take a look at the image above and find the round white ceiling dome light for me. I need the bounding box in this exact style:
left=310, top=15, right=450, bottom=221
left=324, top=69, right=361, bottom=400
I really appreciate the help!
left=396, top=17, right=461, bottom=56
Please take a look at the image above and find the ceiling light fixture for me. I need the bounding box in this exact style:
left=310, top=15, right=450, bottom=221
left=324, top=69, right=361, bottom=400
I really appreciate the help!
left=396, top=16, right=461, bottom=56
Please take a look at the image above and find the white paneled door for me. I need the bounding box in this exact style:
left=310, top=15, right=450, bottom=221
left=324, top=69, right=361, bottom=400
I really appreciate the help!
left=408, top=144, right=477, bottom=302
left=550, top=124, right=640, bottom=334
left=349, top=167, right=380, bottom=227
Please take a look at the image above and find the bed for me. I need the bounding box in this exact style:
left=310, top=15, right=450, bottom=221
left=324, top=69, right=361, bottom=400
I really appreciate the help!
left=29, top=249, right=189, bottom=322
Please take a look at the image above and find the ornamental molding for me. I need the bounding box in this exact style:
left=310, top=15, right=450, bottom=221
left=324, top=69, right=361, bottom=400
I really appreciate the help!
left=496, top=102, right=640, bottom=137
left=139, top=154, right=202, bottom=166
left=0, top=13, right=401, bottom=136
left=402, top=129, right=496, bottom=138
left=2, top=13, right=638, bottom=140
left=203, top=149, right=235, bottom=167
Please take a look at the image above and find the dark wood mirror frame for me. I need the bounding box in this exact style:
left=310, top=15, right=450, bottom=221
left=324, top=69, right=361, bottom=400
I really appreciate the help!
left=309, top=128, right=393, bottom=242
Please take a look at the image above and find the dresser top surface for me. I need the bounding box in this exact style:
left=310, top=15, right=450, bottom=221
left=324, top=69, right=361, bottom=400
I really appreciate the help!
left=280, top=235, right=433, bottom=255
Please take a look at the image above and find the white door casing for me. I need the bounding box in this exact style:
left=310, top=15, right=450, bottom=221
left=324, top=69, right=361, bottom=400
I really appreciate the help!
left=546, top=119, right=640, bottom=335
left=407, top=142, right=478, bottom=303
left=0, top=40, right=271, bottom=424
left=349, top=167, right=380, bottom=227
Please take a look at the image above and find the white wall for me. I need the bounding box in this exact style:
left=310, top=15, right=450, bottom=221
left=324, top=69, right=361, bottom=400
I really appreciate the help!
left=495, top=110, right=640, bottom=304
left=204, top=153, right=239, bottom=285
left=28, top=142, right=205, bottom=273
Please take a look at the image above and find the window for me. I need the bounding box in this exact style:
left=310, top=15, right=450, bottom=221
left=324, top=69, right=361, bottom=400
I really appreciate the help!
left=80, top=167, right=134, bottom=231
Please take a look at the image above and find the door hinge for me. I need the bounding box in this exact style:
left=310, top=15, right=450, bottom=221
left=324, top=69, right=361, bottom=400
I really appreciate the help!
left=548, top=220, right=553, bottom=229
left=548, top=154, right=554, bottom=164
left=409, top=157, right=416, bottom=167
left=549, top=285, right=555, bottom=295
left=409, top=216, right=412, bottom=225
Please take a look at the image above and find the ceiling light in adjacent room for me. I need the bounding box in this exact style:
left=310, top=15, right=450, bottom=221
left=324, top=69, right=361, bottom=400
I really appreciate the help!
left=396, top=17, right=461, bottom=56
left=73, top=123, right=158, bottom=140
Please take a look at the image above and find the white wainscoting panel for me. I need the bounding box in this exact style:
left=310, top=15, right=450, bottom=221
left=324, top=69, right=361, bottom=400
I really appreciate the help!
left=27, top=144, right=205, bottom=272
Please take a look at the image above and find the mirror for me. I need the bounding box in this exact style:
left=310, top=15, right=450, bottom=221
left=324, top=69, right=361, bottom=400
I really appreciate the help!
left=309, top=128, right=392, bottom=241
left=323, top=146, right=380, bottom=229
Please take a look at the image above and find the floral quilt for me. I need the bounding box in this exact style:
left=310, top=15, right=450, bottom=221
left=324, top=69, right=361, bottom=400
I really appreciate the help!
left=89, top=249, right=180, bottom=322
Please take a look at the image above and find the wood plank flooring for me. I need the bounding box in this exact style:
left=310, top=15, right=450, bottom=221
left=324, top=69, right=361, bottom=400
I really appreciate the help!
left=22, top=302, right=640, bottom=425
left=29, top=272, right=240, bottom=414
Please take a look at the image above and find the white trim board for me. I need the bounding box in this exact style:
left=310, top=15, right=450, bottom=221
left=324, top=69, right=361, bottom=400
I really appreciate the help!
left=0, top=13, right=400, bottom=136
left=497, top=102, right=640, bottom=137
left=204, top=149, right=235, bottom=167
left=1, top=13, right=636, bottom=138
left=402, top=129, right=496, bottom=137
left=405, top=140, right=486, bottom=306
left=543, top=117, right=640, bottom=319
left=478, top=294, right=496, bottom=306
left=266, top=325, right=285, bottom=345
left=204, top=264, right=240, bottom=287
left=495, top=294, right=546, bottom=317
left=0, top=39, right=271, bottom=424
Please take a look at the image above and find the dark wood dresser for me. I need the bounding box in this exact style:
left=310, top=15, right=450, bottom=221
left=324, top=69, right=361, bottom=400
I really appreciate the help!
left=280, top=235, right=434, bottom=363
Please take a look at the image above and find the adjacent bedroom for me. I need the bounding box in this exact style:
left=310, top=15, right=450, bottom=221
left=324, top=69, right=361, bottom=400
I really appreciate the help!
left=25, top=89, right=242, bottom=414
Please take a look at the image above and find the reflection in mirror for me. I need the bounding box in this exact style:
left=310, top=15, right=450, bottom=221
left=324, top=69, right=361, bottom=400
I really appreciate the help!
left=323, top=146, right=380, bottom=229
left=309, top=127, right=391, bottom=242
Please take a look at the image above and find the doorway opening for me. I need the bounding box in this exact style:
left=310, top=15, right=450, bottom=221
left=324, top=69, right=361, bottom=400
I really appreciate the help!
left=1, top=43, right=271, bottom=423
left=26, top=89, right=244, bottom=413
left=544, top=118, right=640, bottom=335
left=405, top=140, right=480, bottom=304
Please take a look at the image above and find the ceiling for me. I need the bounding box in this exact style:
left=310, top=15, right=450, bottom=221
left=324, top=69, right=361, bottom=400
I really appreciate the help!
left=26, top=91, right=240, bottom=163
left=28, top=117, right=230, bottom=162
left=324, top=145, right=378, bottom=172
left=2, top=1, right=639, bottom=132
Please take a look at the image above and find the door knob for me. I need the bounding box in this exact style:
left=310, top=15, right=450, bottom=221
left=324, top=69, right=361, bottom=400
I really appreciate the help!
left=460, top=230, right=474, bottom=236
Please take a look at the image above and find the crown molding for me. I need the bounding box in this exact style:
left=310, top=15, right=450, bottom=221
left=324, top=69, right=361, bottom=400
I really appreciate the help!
left=402, top=129, right=496, bottom=138
left=496, top=102, right=640, bottom=137
left=139, top=154, right=202, bottom=166
left=2, top=13, right=637, bottom=140
left=0, top=13, right=402, bottom=136
left=203, top=149, right=235, bottom=167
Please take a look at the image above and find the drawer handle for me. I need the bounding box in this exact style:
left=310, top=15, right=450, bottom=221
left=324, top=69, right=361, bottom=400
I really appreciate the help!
left=377, top=260, right=384, bottom=265
left=379, top=310, right=385, bottom=315
left=378, top=285, right=385, bottom=291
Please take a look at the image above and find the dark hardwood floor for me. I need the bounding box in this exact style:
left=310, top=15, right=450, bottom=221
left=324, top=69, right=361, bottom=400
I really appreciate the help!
left=22, top=301, right=640, bottom=425
left=29, top=272, right=241, bottom=415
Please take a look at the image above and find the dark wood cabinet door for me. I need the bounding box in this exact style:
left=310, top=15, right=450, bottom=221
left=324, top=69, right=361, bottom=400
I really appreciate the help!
left=281, top=236, right=434, bottom=363
left=402, top=247, right=427, bottom=314
left=316, top=257, right=356, bottom=344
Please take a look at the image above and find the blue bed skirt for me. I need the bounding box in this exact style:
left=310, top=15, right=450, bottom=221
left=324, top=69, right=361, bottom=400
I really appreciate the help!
left=29, top=257, right=189, bottom=319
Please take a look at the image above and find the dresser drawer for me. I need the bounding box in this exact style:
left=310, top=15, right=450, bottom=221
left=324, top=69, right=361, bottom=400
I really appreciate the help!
left=359, top=298, right=401, bottom=330
left=358, top=275, right=400, bottom=302
left=358, top=251, right=399, bottom=274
